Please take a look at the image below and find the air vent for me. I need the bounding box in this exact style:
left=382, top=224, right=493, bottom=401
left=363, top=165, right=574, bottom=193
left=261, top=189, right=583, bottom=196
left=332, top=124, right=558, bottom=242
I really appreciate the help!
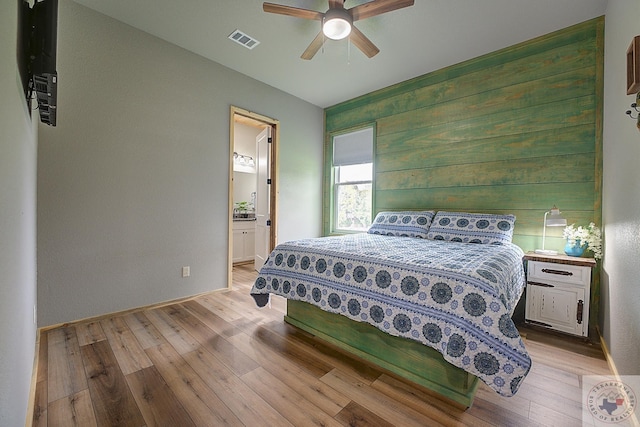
left=228, top=29, right=260, bottom=50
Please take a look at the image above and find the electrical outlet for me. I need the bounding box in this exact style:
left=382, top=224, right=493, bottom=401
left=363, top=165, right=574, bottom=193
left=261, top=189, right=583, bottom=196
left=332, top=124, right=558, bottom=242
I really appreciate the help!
left=182, top=266, right=190, bottom=278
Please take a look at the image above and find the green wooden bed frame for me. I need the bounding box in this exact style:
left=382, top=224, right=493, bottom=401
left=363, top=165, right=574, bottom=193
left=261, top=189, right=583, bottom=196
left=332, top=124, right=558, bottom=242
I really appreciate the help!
left=285, top=299, right=479, bottom=407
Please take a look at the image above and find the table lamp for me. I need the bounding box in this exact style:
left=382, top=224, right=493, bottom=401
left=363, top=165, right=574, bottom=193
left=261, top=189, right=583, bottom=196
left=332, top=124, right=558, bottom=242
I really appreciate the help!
left=534, top=205, right=567, bottom=255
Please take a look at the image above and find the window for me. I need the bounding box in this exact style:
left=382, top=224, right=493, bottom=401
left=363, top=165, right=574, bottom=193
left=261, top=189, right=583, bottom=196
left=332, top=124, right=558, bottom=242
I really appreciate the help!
left=332, top=127, right=374, bottom=232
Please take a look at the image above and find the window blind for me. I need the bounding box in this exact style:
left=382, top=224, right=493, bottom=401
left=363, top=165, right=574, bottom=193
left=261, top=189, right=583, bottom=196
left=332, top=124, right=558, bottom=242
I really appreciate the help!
left=332, top=127, right=373, bottom=166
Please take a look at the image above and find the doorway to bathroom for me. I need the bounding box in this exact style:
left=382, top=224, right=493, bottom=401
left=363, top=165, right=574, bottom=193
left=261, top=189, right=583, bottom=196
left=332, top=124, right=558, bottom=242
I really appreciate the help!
left=229, top=106, right=279, bottom=288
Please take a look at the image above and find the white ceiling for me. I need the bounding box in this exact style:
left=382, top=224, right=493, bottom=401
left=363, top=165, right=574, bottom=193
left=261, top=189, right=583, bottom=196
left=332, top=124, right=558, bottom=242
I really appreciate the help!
left=71, top=0, right=608, bottom=108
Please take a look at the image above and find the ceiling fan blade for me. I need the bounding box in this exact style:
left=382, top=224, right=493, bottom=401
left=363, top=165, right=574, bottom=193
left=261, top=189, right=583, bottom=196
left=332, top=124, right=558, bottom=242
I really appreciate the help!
left=263, top=3, right=324, bottom=20
left=349, top=26, right=379, bottom=58
left=301, top=31, right=325, bottom=60
left=349, top=0, right=414, bottom=21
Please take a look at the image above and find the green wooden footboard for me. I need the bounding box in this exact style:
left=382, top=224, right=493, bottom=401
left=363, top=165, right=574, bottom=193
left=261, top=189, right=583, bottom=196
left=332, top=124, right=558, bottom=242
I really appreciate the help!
left=285, top=299, right=479, bottom=407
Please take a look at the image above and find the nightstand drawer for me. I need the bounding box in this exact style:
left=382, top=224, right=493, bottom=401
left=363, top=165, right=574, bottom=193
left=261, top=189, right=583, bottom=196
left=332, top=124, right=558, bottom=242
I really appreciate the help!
left=528, top=261, right=590, bottom=286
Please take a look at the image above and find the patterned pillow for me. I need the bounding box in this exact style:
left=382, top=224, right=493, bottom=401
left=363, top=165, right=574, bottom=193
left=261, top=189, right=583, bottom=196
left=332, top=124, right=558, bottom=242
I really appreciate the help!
left=426, top=211, right=516, bottom=244
left=367, top=211, right=435, bottom=238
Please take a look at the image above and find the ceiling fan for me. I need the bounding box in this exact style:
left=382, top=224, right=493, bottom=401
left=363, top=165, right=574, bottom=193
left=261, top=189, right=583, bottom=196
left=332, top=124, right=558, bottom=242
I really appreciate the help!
left=263, top=0, right=415, bottom=60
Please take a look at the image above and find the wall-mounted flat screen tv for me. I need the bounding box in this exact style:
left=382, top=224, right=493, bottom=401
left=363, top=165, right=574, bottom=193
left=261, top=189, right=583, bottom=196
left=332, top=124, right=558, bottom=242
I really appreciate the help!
left=18, top=0, right=58, bottom=126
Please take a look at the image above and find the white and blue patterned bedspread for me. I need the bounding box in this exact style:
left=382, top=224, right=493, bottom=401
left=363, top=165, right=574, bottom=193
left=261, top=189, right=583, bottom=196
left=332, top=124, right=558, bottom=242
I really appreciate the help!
left=250, top=233, right=530, bottom=397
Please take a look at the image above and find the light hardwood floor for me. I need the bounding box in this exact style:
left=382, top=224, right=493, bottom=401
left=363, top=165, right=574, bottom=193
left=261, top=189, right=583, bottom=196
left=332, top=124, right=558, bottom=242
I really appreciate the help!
left=32, top=264, right=611, bottom=426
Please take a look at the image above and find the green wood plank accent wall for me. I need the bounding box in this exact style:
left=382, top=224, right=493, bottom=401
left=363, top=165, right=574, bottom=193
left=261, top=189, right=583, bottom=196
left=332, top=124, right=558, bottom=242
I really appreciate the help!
left=324, top=17, right=604, bottom=333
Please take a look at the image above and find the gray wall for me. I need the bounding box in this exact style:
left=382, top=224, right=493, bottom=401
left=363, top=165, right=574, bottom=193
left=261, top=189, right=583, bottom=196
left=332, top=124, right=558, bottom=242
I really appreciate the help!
left=0, top=1, right=38, bottom=424
left=37, top=0, right=323, bottom=326
left=601, top=0, right=640, bottom=375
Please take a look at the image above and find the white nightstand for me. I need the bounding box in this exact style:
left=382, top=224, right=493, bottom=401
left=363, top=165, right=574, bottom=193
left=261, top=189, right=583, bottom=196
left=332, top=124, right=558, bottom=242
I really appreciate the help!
left=523, top=252, right=596, bottom=337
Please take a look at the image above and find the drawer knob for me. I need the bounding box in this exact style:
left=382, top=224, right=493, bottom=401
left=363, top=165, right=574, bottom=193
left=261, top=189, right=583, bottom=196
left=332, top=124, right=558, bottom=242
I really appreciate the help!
left=542, top=268, right=573, bottom=276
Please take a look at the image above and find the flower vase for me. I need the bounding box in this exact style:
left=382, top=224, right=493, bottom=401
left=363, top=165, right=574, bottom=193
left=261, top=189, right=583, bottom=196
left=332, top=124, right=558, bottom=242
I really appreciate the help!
left=564, top=240, right=586, bottom=257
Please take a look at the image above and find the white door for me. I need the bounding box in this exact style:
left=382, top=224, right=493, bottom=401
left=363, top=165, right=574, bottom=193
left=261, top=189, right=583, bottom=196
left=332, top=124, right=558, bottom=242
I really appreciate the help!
left=254, top=127, right=271, bottom=270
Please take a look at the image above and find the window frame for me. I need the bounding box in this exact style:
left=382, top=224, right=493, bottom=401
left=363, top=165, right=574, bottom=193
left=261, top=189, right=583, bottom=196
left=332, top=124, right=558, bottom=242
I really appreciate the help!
left=328, top=125, right=376, bottom=234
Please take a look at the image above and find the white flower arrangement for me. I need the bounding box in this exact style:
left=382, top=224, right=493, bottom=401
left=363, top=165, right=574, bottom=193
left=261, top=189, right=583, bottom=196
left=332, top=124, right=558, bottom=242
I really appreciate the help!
left=562, top=222, right=602, bottom=259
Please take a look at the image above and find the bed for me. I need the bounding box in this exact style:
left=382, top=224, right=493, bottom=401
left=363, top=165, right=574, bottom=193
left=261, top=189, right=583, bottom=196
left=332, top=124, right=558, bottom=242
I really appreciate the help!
left=250, top=211, right=531, bottom=407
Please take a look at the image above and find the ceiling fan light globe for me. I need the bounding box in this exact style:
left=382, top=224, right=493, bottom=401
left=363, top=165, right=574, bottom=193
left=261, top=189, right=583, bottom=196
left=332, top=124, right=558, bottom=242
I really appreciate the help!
left=323, top=8, right=352, bottom=40
left=323, top=17, right=351, bottom=40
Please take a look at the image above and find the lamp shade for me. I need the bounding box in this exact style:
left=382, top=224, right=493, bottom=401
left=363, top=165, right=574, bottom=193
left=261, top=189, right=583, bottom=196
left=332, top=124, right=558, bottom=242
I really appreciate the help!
left=545, top=206, right=567, bottom=227
left=323, top=9, right=352, bottom=40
